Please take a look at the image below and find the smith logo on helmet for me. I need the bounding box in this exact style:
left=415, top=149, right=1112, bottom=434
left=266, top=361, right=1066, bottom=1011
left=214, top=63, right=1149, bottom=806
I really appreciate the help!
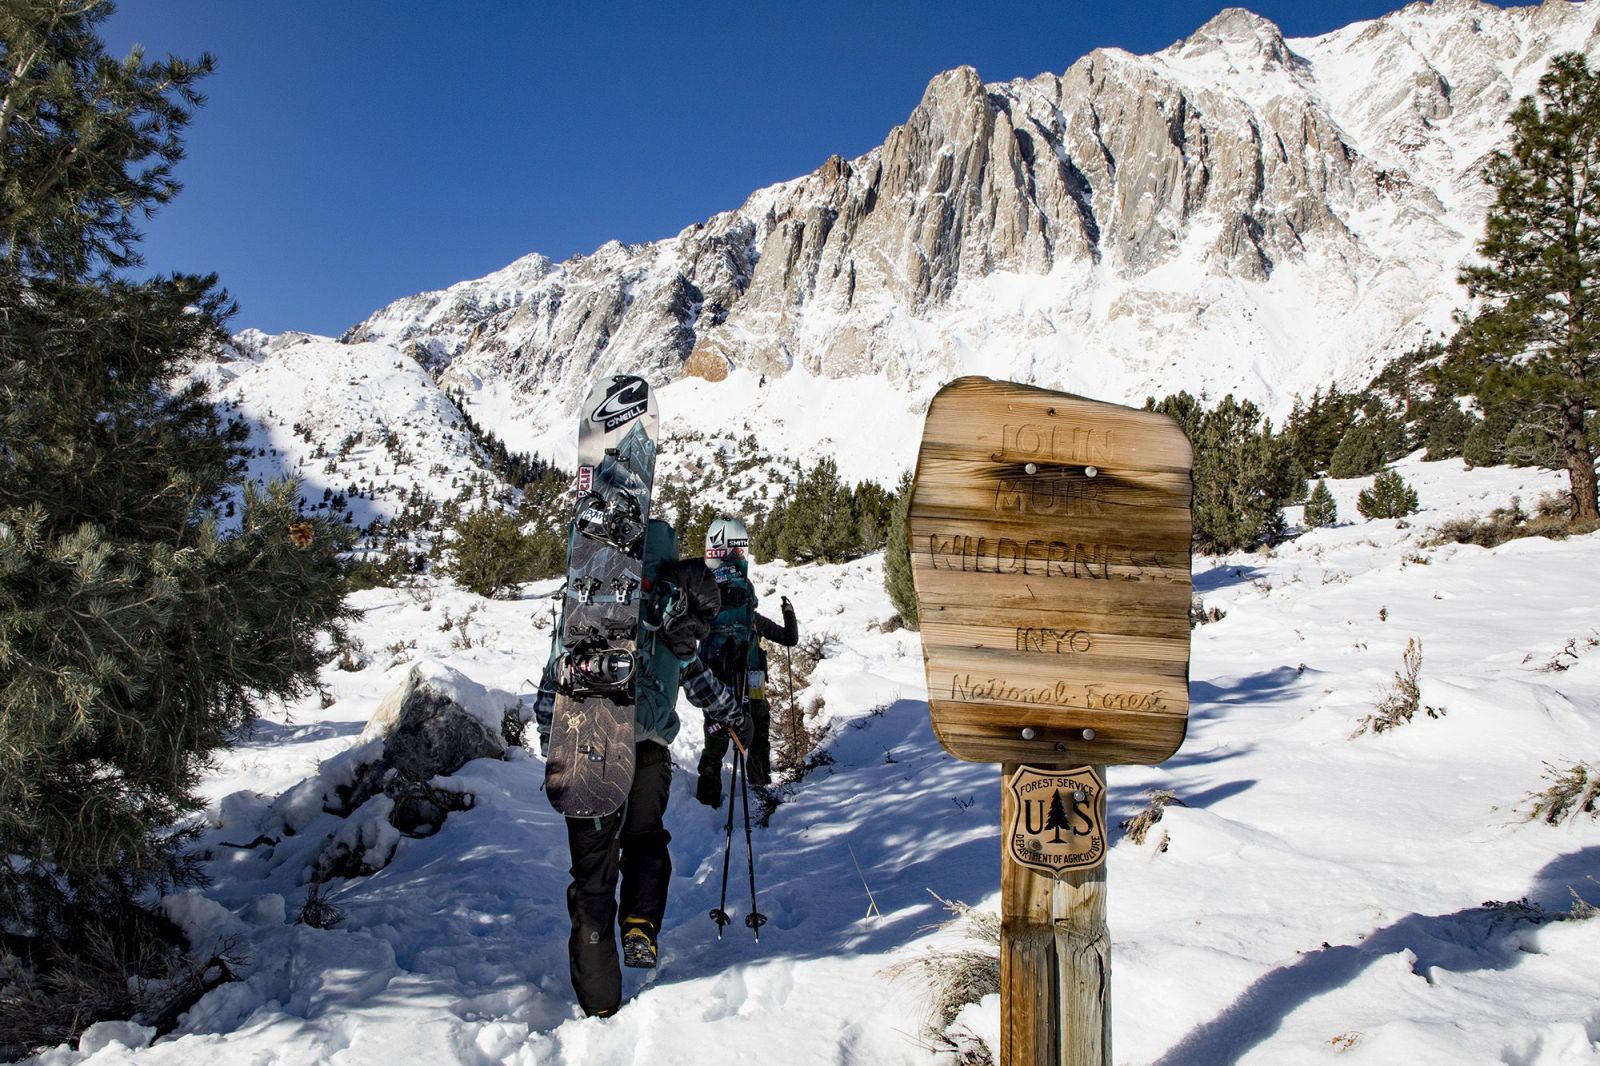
left=590, top=377, right=649, bottom=431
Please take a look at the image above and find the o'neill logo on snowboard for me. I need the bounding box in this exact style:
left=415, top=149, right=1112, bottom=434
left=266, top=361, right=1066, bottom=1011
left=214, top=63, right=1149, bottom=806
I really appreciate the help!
left=1005, top=765, right=1106, bottom=875
left=590, top=376, right=649, bottom=431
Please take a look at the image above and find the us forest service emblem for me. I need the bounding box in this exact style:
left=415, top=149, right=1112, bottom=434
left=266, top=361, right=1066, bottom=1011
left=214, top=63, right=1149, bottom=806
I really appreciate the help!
left=1006, top=765, right=1106, bottom=875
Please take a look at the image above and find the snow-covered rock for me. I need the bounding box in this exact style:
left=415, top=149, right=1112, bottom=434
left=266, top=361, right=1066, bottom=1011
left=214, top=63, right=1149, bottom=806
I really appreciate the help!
left=358, top=660, right=515, bottom=788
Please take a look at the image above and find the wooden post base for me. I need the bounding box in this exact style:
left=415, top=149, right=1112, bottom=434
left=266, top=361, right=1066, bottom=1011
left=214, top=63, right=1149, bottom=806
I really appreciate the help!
left=1000, top=763, right=1111, bottom=1066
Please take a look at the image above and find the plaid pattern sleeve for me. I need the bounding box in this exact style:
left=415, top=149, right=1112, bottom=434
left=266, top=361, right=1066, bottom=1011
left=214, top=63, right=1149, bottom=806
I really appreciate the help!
left=680, top=656, right=738, bottom=723
left=533, top=661, right=556, bottom=736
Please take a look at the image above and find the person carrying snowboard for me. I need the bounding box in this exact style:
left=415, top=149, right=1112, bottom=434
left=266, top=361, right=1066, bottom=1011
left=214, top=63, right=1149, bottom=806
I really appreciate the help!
left=534, top=519, right=750, bottom=1018
left=695, top=515, right=799, bottom=806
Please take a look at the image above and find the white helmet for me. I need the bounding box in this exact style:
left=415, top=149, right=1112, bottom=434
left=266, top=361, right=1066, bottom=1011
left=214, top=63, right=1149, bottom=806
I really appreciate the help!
left=704, top=516, right=750, bottom=569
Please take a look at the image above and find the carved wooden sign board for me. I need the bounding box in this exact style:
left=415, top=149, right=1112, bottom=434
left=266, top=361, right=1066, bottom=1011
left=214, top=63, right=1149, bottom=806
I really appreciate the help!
left=909, top=377, right=1194, bottom=766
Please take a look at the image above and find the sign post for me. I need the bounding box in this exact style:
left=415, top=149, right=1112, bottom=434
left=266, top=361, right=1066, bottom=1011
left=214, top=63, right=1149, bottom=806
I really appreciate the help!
left=909, top=377, right=1192, bottom=1065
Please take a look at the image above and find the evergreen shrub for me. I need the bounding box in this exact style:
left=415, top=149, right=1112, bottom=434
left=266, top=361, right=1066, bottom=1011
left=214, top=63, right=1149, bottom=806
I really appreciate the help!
left=883, top=470, right=919, bottom=629
left=1328, top=422, right=1388, bottom=478
left=1356, top=471, right=1420, bottom=519
left=1304, top=478, right=1338, bottom=528
left=0, top=5, right=350, bottom=1051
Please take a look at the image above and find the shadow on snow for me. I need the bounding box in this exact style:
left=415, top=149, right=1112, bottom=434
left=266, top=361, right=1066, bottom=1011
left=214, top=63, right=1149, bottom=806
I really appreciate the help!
left=1192, top=565, right=1268, bottom=594
left=1150, top=846, right=1600, bottom=1065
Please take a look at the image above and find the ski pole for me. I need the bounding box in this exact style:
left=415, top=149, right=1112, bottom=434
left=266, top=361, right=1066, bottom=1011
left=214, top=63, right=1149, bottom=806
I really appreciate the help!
left=786, top=645, right=798, bottom=765
left=710, top=754, right=736, bottom=937
left=739, top=746, right=767, bottom=940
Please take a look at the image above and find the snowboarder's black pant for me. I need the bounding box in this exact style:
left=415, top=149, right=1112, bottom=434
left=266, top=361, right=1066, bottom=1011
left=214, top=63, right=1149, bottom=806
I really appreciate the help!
left=565, top=741, right=672, bottom=1017
left=696, top=697, right=771, bottom=805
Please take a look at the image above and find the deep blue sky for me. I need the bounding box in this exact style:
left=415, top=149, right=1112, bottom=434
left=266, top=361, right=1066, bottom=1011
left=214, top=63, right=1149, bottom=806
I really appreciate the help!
left=104, top=0, right=1402, bottom=337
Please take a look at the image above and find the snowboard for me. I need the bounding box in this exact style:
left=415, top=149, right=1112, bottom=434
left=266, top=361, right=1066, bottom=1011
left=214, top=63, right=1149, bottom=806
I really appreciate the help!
left=545, top=375, right=659, bottom=818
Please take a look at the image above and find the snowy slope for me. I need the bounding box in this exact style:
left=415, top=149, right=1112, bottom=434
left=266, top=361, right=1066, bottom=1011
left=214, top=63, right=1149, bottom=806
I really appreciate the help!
left=26, top=456, right=1600, bottom=1065
left=200, top=330, right=513, bottom=530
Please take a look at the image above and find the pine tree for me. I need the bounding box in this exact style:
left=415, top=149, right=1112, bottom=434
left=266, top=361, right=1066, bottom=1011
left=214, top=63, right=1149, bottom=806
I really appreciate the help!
left=1327, top=421, right=1388, bottom=478
left=522, top=468, right=574, bottom=577
left=763, top=458, right=858, bottom=564
left=1282, top=385, right=1363, bottom=474
left=1449, top=52, right=1600, bottom=518
left=445, top=507, right=543, bottom=598
left=1304, top=478, right=1338, bottom=527
left=1147, top=392, right=1303, bottom=553
left=0, top=4, right=349, bottom=1049
left=1422, top=404, right=1478, bottom=461
left=1461, top=404, right=1514, bottom=468
left=681, top=501, right=719, bottom=560
left=1357, top=471, right=1420, bottom=520
left=851, top=478, right=894, bottom=554
left=883, top=470, right=919, bottom=629
left=750, top=498, right=785, bottom=563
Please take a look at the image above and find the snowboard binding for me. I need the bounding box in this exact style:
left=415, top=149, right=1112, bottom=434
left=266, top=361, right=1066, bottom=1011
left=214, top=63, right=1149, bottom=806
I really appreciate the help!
left=575, top=489, right=645, bottom=554
left=567, top=619, right=636, bottom=644
left=572, top=575, right=640, bottom=606
left=556, top=644, right=636, bottom=701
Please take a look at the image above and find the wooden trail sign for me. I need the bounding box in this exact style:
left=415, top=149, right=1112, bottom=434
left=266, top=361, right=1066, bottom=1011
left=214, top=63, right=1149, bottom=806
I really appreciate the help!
left=908, top=377, right=1193, bottom=1065
left=908, top=376, right=1194, bottom=767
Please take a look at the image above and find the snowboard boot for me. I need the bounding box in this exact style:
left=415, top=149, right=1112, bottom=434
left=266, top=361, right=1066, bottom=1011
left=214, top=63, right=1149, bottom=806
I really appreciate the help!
left=621, top=917, right=657, bottom=969
left=695, top=772, right=722, bottom=808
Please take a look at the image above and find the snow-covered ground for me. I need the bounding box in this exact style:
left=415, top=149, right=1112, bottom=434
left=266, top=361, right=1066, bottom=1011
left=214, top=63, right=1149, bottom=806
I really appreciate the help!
left=26, top=455, right=1600, bottom=1066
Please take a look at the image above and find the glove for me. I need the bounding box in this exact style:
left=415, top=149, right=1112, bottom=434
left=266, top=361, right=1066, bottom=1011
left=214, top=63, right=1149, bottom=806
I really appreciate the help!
left=779, top=595, right=799, bottom=645
left=661, top=594, right=709, bottom=659
left=707, top=706, right=754, bottom=750
left=658, top=561, right=721, bottom=658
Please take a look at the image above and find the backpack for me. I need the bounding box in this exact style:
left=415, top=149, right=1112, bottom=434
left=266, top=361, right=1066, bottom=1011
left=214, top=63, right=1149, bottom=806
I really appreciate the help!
left=704, top=563, right=758, bottom=684
left=633, top=521, right=685, bottom=744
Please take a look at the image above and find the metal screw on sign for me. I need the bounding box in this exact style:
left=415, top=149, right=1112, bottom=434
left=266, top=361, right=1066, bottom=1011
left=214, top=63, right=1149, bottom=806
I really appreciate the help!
left=1085, top=465, right=1099, bottom=478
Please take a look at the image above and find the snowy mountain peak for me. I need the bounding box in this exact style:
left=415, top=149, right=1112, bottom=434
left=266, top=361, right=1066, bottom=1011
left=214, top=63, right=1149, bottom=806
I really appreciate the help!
left=1176, top=8, right=1298, bottom=68
left=914, top=63, right=987, bottom=111
left=328, top=2, right=1600, bottom=475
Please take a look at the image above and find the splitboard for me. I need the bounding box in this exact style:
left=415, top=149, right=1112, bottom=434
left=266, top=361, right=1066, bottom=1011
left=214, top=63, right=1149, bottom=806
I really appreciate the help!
left=545, top=375, right=659, bottom=818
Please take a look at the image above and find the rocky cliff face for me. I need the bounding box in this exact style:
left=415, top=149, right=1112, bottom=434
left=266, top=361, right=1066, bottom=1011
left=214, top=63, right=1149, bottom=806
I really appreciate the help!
left=345, top=1, right=1600, bottom=437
